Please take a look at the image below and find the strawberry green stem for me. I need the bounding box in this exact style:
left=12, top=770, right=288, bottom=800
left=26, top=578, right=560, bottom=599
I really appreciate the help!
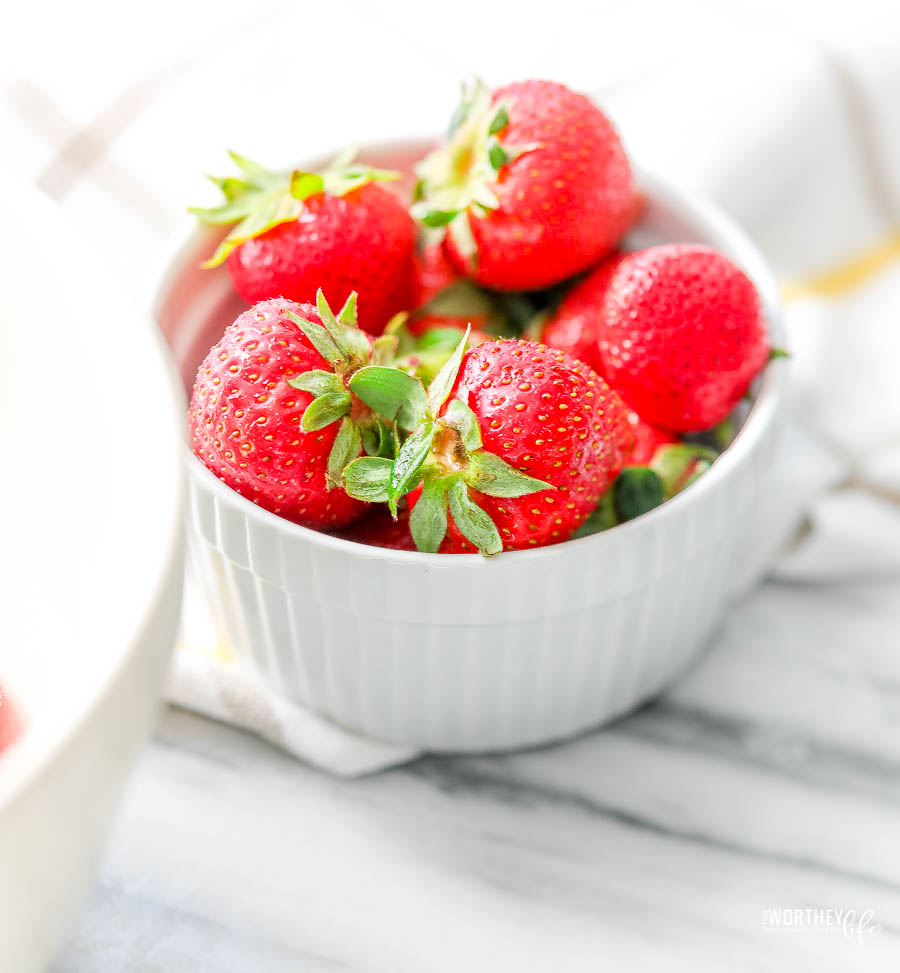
left=411, top=79, right=536, bottom=264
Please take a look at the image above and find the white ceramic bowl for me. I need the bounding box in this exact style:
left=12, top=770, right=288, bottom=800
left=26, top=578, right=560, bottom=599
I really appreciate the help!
left=0, top=186, right=185, bottom=972
left=154, top=144, right=784, bottom=752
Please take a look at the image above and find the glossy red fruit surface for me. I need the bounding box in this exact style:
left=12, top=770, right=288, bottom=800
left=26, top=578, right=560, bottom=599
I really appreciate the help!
left=188, top=298, right=368, bottom=529
left=595, top=244, right=769, bottom=431
left=440, top=80, right=634, bottom=290
left=414, top=242, right=461, bottom=306
left=541, top=253, right=626, bottom=371
left=226, top=184, right=417, bottom=334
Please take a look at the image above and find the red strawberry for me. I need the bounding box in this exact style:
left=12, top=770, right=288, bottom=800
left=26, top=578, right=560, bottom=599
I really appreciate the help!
left=188, top=293, right=392, bottom=530
left=413, top=80, right=634, bottom=291
left=331, top=506, right=417, bottom=551
left=192, top=151, right=417, bottom=334
left=625, top=411, right=678, bottom=465
left=414, top=242, right=461, bottom=305
left=594, top=244, right=770, bottom=431
left=343, top=334, right=631, bottom=554
left=541, top=253, right=625, bottom=371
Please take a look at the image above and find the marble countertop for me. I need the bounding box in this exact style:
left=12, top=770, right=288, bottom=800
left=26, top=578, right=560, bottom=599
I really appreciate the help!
left=53, top=576, right=900, bottom=972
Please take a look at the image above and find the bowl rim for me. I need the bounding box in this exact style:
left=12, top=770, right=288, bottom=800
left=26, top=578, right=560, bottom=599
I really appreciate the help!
left=158, top=161, right=786, bottom=568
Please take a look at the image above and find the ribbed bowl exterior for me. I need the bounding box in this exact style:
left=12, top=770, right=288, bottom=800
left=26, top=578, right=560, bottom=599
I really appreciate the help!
left=158, top=159, right=785, bottom=752
left=185, top=423, right=773, bottom=750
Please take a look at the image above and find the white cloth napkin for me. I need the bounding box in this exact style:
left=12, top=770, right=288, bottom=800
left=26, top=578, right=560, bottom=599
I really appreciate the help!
left=7, top=2, right=900, bottom=775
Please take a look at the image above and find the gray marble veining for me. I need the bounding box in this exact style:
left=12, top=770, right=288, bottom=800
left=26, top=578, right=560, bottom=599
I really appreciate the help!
left=53, top=578, right=900, bottom=972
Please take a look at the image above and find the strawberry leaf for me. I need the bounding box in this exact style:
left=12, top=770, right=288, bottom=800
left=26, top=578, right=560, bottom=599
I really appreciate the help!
left=301, top=391, right=351, bottom=432
left=287, top=369, right=342, bottom=397
left=326, top=417, right=362, bottom=491
left=651, top=444, right=718, bottom=497
left=208, top=174, right=247, bottom=201
left=613, top=467, right=665, bottom=521
left=712, top=416, right=735, bottom=449
left=384, top=311, right=415, bottom=355
left=315, top=289, right=348, bottom=353
left=286, top=312, right=344, bottom=364
left=372, top=334, right=399, bottom=366
left=448, top=479, right=502, bottom=556
left=227, top=151, right=282, bottom=189
left=319, top=148, right=401, bottom=197
left=388, top=421, right=435, bottom=515
left=193, top=150, right=399, bottom=269
left=350, top=367, right=427, bottom=431
left=337, top=292, right=358, bottom=326
left=420, top=279, right=495, bottom=320
left=487, top=136, right=509, bottom=171
left=443, top=398, right=482, bottom=451
left=488, top=105, right=509, bottom=135
left=201, top=192, right=304, bottom=268
left=409, top=475, right=449, bottom=553
left=343, top=456, right=392, bottom=503
left=415, top=328, right=468, bottom=354
left=417, top=327, right=462, bottom=354
left=411, top=206, right=460, bottom=228
left=359, top=415, right=394, bottom=458
left=315, top=288, right=341, bottom=332
left=188, top=196, right=256, bottom=226
left=427, top=325, right=469, bottom=415
left=290, top=170, right=325, bottom=200
left=464, top=450, right=552, bottom=498
left=326, top=166, right=397, bottom=196
left=314, top=289, right=370, bottom=363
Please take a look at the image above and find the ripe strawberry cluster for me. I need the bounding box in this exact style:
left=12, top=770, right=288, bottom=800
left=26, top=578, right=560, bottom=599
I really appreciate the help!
left=188, top=79, right=775, bottom=556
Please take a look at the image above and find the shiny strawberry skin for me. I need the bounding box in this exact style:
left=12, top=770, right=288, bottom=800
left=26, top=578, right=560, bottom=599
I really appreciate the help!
left=188, top=298, right=368, bottom=529
left=414, top=242, right=461, bottom=306
left=411, top=339, right=630, bottom=553
left=595, top=244, right=769, bottom=431
left=541, top=253, right=626, bottom=371
left=444, top=81, right=634, bottom=290
left=226, top=184, right=417, bottom=335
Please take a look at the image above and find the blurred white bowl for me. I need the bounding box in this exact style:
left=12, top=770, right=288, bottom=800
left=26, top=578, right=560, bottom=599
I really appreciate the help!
left=155, top=143, right=784, bottom=752
left=0, top=186, right=185, bottom=972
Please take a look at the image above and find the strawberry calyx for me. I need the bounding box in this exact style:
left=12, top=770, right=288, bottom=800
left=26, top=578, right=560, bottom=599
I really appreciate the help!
left=651, top=443, right=719, bottom=496
left=191, top=148, right=400, bottom=268
left=576, top=442, right=721, bottom=538
left=285, top=290, right=397, bottom=490
left=342, top=327, right=552, bottom=555
left=411, top=79, right=538, bottom=264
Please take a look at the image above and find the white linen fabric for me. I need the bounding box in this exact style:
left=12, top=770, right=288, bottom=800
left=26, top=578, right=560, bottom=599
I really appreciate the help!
left=6, top=1, right=899, bottom=774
